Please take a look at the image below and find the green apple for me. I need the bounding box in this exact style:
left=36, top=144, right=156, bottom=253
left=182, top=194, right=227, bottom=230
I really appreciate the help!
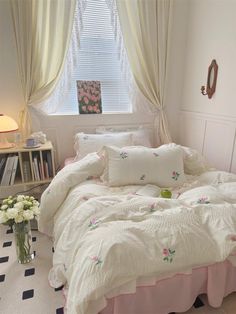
left=160, top=189, right=172, bottom=199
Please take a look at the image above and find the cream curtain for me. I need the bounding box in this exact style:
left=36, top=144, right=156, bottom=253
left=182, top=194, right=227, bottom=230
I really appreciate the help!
left=116, top=0, right=173, bottom=144
left=10, top=0, right=76, bottom=138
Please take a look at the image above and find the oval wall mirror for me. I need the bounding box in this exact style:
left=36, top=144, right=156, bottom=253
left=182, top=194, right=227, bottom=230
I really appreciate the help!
left=201, top=59, right=218, bottom=99
left=206, top=59, right=218, bottom=98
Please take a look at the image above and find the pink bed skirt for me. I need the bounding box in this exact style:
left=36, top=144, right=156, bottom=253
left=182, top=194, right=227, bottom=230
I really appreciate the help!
left=99, top=260, right=236, bottom=314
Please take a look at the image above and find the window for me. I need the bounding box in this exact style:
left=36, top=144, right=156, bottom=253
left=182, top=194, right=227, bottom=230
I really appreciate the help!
left=56, top=0, right=131, bottom=114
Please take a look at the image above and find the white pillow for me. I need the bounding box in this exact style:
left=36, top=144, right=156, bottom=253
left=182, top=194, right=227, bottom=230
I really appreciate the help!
left=74, top=132, right=133, bottom=160
left=101, top=145, right=186, bottom=187
left=161, top=143, right=209, bottom=175
left=96, top=126, right=152, bottom=147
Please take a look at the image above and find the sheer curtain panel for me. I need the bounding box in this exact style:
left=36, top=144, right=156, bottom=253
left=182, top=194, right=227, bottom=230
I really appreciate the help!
left=10, top=0, right=76, bottom=137
left=116, top=0, right=173, bottom=144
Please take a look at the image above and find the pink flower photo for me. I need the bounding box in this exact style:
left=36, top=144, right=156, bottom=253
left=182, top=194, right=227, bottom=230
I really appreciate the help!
left=77, top=80, right=102, bottom=114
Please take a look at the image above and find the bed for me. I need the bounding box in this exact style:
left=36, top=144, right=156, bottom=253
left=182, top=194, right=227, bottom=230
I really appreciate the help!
left=38, top=138, right=236, bottom=314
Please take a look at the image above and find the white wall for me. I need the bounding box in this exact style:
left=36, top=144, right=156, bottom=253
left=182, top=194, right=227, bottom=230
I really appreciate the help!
left=165, top=0, right=189, bottom=143
left=179, top=0, right=236, bottom=173
left=181, top=0, right=236, bottom=117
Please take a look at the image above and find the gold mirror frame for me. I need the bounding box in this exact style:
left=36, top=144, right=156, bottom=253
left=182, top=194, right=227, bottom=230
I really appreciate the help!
left=201, top=59, right=218, bottom=99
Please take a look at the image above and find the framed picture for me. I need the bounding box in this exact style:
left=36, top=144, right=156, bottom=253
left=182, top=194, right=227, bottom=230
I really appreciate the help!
left=77, top=80, right=102, bottom=114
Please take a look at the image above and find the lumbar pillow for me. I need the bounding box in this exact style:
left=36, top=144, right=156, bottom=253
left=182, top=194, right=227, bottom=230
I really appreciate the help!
left=101, top=145, right=186, bottom=187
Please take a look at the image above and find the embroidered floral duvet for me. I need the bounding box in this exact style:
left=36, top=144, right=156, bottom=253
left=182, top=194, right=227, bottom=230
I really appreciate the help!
left=39, top=153, right=236, bottom=314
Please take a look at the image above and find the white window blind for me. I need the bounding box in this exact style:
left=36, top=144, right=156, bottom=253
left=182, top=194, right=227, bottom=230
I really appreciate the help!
left=58, top=0, right=131, bottom=114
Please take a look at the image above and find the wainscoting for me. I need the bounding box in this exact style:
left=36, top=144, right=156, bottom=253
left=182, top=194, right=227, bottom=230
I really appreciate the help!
left=179, top=111, right=236, bottom=173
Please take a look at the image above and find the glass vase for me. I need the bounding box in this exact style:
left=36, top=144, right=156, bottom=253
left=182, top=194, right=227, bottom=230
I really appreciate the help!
left=13, top=221, right=34, bottom=264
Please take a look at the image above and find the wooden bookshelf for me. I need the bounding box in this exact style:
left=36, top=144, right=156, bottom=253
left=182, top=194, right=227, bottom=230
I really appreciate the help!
left=0, top=141, right=55, bottom=198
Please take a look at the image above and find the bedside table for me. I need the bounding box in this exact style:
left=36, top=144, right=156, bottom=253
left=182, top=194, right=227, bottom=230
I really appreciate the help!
left=0, top=141, right=55, bottom=199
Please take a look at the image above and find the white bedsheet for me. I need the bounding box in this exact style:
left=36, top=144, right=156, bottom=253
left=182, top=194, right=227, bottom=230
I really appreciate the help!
left=39, top=153, right=236, bottom=314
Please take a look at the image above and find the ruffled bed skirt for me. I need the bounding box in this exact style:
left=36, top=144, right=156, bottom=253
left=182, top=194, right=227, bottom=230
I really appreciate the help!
left=100, top=260, right=236, bottom=314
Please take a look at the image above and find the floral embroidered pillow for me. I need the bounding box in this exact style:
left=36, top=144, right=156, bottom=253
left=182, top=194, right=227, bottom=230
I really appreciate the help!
left=101, top=145, right=186, bottom=187
left=74, top=132, right=133, bottom=160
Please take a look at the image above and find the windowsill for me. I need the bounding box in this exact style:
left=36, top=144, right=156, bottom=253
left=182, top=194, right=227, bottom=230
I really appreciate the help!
left=48, top=111, right=133, bottom=116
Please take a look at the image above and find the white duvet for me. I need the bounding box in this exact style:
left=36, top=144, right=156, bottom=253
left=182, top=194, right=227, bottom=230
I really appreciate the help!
left=39, top=153, right=236, bottom=314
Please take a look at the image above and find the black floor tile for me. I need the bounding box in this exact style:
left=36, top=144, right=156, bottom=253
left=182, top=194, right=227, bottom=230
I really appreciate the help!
left=56, top=308, right=64, bottom=314
left=3, top=241, right=12, bottom=248
left=0, top=256, right=9, bottom=263
left=32, top=237, right=36, bottom=242
left=0, top=274, right=5, bottom=282
left=6, top=229, right=13, bottom=234
left=24, top=268, right=35, bottom=277
left=22, top=289, right=34, bottom=300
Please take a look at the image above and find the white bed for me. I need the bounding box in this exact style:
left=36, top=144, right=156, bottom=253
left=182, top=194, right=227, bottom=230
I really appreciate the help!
left=38, top=143, right=236, bottom=314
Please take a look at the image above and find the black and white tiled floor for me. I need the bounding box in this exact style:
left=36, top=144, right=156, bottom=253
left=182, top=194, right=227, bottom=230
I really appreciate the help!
left=0, top=225, right=64, bottom=314
left=0, top=224, right=236, bottom=314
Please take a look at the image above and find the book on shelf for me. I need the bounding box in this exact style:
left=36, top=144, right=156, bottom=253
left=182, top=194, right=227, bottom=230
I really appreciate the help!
left=22, top=160, right=32, bottom=182
left=46, top=151, right=53, bottom=177
left=33, top=157, right=40, bottom=181
left=43, top=160, right=49, bottom=179
left=10, top=156, right=19, bottom=185
left=1, top=155, right=15, bottom=186
left=39, top=160, right=45, bottom=180
left=0, top=155, right=7, bottom=179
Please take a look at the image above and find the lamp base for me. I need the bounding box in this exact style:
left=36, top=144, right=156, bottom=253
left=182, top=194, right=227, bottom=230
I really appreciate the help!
left=0, top=142, right=15, bottom=149
left=0, top=135, right=15, bottom=149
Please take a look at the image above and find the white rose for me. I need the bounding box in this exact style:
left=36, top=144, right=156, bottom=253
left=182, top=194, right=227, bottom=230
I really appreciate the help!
left=17, top=195, right=25, bottom=202
left=1, top=204, right=8, bottom=210
left=6, top=207, right=19, bottom=220
left=15, top=214, right=24, bottom=223
left=23, top=210, right=34, bottom=221
left=33, top=200, right=39, bottom=206
left=14, top=202, right=24, bottom=210
left=30, top=196, right=35, bottom=201
left=7, top=200, right=13, bottom=205
left=0, top=211, right=8, bottom=224
left=32, top=206, right=40, bottom=216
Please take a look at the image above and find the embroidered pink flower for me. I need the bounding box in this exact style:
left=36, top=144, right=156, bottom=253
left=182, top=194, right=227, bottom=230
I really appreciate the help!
left=197, top=197, right=210, bottom=204
left=163, top=248, right=169, bottom=256
left=90, top=256, right=102, bottom=265
left=163, top=248, right=175, bottom=263
left=150, top=203, right=156, bottom=212
left=172, top=171, right=180, bottom=181
left=120, top=152, right=128, bottom=159
left=89, top=218, right=100, bottom=230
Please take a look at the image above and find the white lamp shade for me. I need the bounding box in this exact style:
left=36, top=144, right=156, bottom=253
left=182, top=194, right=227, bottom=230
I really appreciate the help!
left=0, top=114, right=18, bottom=133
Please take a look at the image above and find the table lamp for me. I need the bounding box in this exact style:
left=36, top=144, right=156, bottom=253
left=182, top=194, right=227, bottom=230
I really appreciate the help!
left=0, top=114, right=19, bottom=149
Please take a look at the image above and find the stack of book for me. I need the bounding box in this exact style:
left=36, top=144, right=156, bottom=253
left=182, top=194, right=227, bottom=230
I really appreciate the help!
left=0, top=154, right=19, bottom=186
left=31, top=151, right=53, bottom=181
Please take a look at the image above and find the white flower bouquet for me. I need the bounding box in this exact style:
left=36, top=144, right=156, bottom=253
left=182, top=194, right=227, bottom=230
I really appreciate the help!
left=0, top=195, right=40, bottom=264
left=0, top=195, right=40, bottom=227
